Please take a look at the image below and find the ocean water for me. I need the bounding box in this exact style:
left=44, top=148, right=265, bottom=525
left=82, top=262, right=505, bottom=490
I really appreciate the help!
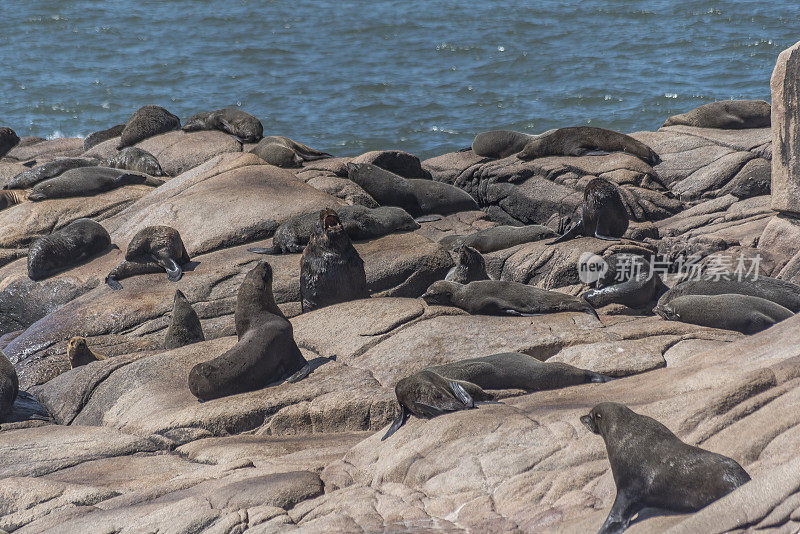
left=1, top=1, right=798, bottom=159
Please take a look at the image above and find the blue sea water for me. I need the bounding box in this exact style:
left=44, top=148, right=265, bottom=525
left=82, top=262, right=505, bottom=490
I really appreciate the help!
left=1, top=1, right=798, bottom=159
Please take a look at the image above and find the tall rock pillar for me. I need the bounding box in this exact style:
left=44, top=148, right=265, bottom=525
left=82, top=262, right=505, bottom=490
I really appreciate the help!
left=771, top=41, right=800, bottom=214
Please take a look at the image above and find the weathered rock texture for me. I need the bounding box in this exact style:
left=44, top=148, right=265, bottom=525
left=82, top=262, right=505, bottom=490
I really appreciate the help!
left=771, top=40, right=800, bottom=214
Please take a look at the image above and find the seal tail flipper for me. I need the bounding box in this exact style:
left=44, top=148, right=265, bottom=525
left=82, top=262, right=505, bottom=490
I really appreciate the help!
left=593, top=218, right=622, bottom=242
left=381, top=405, right=410, bottom=441
left=106, top=275, right=123, bottom=290
left=547, top=220, right=583, bottom=245
left=598, top=491, right=642, bottom=534
left=154, top=254, right=183, bottom=282
left=248, top=246, right=280, bottom=255
left=415, top=215, right=443, bottom=223
left=448, top=381, right=475, bottom=408
left=285, top=363, right=311, bottom=383
left=475, top=400, right=504, bottom=405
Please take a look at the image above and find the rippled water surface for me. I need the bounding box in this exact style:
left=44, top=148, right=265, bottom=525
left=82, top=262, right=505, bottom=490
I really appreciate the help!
left=1, top=1, right=798, bottom=158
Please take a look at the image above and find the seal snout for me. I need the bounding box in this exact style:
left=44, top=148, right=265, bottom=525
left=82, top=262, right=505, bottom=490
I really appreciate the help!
left=580, top=414, right=599, bottom=434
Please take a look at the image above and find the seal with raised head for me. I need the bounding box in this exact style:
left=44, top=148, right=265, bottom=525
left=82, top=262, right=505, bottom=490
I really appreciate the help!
left=106, top=147, right=165, bottom=176
left=548, top=178, right=629, bottom=244
left=581, top=402, right=750, bottom=534
left=383, top=352, right=611, bottom=439
left=422, top=279, right=598, bottom=317
left=248, top=205, right=419, bottom=255
left=662, top=100, right=770, bottom=129
left=300, top=208, right=368, bottom=312
left=164, top=289, right=205, bottom=349
left=27, top=167, right=164, bottom=201
left=445, top=245, right=489, bottom=284
left=444, top=224, right=557, bottom=253
left=0, top=127, right=20, bottom=159
left=27, top=218, right=112, bottom=281
left=0, top=190, right=27, bottom=211
left=656, top=274, right=800, bottom=313
left=655, top=293, right=793, bottom=334
left=250, top=136, right=332, bottom=168
left=83, top=124, right=125, bottom=151
left=117, top=105, right=180, bottom=149
left=0, top=350, right=19, bottom=421
left=106, top=226, right=190, bottom=290
left=187, top=261, right=309, bottom=400
left=518, top=126, right=661, bottom=166
left=182, top=108, right=263, bottom=142
left=581, top=253, right=667, bottom=310
left=4, top=157, right=100, bottom=190
left=67, top=336, right=106, bottom=368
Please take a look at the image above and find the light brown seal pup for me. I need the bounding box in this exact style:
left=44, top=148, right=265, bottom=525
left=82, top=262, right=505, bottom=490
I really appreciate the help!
left=445, top=245, right=489, bottom=284
left=548, top=178, right=629, bottom=244
left=4, top=157, right=100, bottom=190
left=27, top=167, right=164, bottom=201
left=0, top=190, right=27, bottom=211
left=106, top=226, right=190, bottom=290
left=163, top=290, right=205, bottom=349
left=518, top=126, right=661, bottom=165
left=187, top=261, right=309, bottom=400
left=67, top=337, right=106, bottom=368
left=181, top=108, right=263, bottom=142
left=655, top=293, right=793, bottom=334
left=300, top=208, right=368, bottom=312
left=581, top=402, right=750, bottom=534
left=0, top=127, right=20, bottom=158
left=106, top=147, right=165, bottom=176
left=117, top=105, right=180, bottom=149
left=250, top=136, right=332, bottom=168
left=662, top=100, right=770, bottom=129
left=0, top=350, right=18, bottom=421
left=27, top=218, right=112, bottom=281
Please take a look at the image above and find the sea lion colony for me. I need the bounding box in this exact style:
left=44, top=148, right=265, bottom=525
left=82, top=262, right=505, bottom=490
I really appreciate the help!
left=0, top=96, right=790, bottom=532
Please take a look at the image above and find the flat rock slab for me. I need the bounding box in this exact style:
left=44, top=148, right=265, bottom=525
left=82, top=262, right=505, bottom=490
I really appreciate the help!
left=6, top=138, right=85, bottom=161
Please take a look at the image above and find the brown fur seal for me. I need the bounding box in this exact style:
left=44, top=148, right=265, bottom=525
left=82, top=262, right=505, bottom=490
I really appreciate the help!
left=187, top=261, right=309, bottom=400
left=106, top=147, right=165, bottom=176
left=300, top=208, right=368, bottom=312
left=0, top=350, right=18, bottom=421
left=117, top=105, right=180, bottom=149
left=422, top=280, right=598, bottom=317
left=248, top=205, right=419, bottom=255
left=106, top=226, right=190, bottom=290
left=28, top=167, right=164, bottom=201
left=0, top=127, right=20, bottom=159
left=581, top=254, right=667, bottom=310
left=0, top=190, right=27, bottom=211
left=471, top=130, right=536, bottom=158
left=4, top=157, right=100, bottom=190
left=581, top=402, right=750, bottom=534
left=662, top=100, right=770, bottom=129
left=383, top=352, right=610, bottom=439
left=445, top=245, right=489, bottom=284
left=27, top=218, right=112, bottom=281
left=164, top=290, right=205, bottom=349
left=250, top=136, right=332, bottom=168
left=655, top=293, right=793, bottom=334
left=444, top=224, right=557, bottom=253
left=518, top=126, right=661, bottom=166
left=548, top=178, right=629, bottom=244
left=67, top=336, right=106, bottom=368
left=83, top=124, right=125, bottom=151
left=656, top=274, right=800, bottom=313
left=181, top=108, right=263, bottom=142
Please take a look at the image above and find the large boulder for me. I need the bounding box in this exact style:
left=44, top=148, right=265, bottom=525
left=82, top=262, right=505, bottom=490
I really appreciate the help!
left=771, top=40, right=800, bottom=215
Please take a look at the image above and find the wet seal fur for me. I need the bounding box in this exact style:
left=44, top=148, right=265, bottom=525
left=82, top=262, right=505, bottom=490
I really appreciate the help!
left=548, top=178, right=629, bottom=244
left=422, top=280, right=598, bottom=318
left=662, top=100, right=770, bottom=129
left=655, top=293, right=793, bottom=334
left=182, top=108, right=263, bottom=142
left=67, top=336, right=106, bottom=368
left=582, top=253, right=667, bottom=310
left=250, top=136, right=332, bottom=168
left=0, top=190, right=27, bottom=211
left=164, top=289, right=205, bottom=349
left=581, top=402, right=750, bottom=534
left=27, top=167, right=164, bottom=201
left=383, top=352, right=610, bottom=439
left=445, top=245, right=489, bottom=284
left=5, top=157, right=100, bottom=190
left=106, top=147, right=165, bottom=176
left=83, top=124, right=125, bottom=151
left=300, top=208, right=368, bottom=312
left=518, top=126, right=661, bottom=165
left=106, top=226, right=190, bottom=290
left=27, top=218, right=112, bottom=281
left=0, top=127, right=20, bottom=159
left=187, top=261, right=309, bottom=400
left=656, top=274, right=800, bottom=313
left=248, top=205, right=419, bottom=255
left=0, top=350, right=19, bottom=421
left=117, top=105, right=180, bottom=149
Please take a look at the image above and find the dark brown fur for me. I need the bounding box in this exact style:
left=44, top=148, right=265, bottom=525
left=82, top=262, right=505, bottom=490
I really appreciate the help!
left=250, top=136, right=332, bottom=167
left=117, top=105, right=180, bottom=149
left=518, top=126, right=660, bottom=165
left=164, top=290, right=205, bottom=349
left=182, top=108, right=263, bottom=142
left=0, top=190, right=27, bottom=211
left=548, top=178, right=629, bottom=244
left=106, top=226, right=190, bottom=289
left=0, top=350, right=19, bottom=421
left=27, top=218, right=111, bottom=281
left=0, top=127, right=20, bottom=159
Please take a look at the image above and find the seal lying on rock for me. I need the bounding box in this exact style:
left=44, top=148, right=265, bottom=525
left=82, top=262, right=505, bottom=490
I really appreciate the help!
left=27, top=167, right=164, bottom=201
left=581, top=402, right=750, bottom=534
left=445, top=245, right=489, bottom=284
left=27, top=218, right=112, bottom=281
left=67, top=337, right=106, bottom=368
left=300, top=208, right=368, bottom=312
left=164, top=290, right=205, bottom=349
left=655, top=293, right=793, bottom=334
left=581, top=254, right=667, bottom=310
left=106, top=147, right=165, bottom=177
left=187, top=261, right=309, bottom=400
left=443, top=224, right=557, bottom=253
left=250, top=136, right=332, bottom=168
left=106, top=226, right=190, bottom=290
left=0, top=127, right=20, bottom=159
left=471, top=130, right=539, bottom=158
left=656, top=275, right=800, bottom=313
left=0, top=350, right=19, bottom=421
left=422, top=280, right=598, bottom=317
left=0, top=190, right=27, bottom=211
left=248, top=205, right=419, bottom=255
left=83, top=124, right=125, bottom=151
left=117, top=105, right=181, bottom=149
left=382, top=352, right=611, bottom=440
left=182, top=108, right=263, bottom=142
left=548, top=178, right=629, bottom=244
left=662, top=100, right=770, bottom=129
left=4, top=157, right=100, bottom=189
left=518, top=126, right=661, bottom=166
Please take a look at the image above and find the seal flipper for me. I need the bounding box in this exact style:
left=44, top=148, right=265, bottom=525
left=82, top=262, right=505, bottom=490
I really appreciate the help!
left=285, top=363, right=311, bottom=383
left=153, top=254, right=182, bottom=282
left=248, top=246, right=280, bottom=255
left=448, top=381, right=474, bottom=408
left=593, top=218, right=622, bottom=242
left=598, top=490, right=643, bottom=534
left=381, top=405, right=410, bottom=441
left=547, top=220, right=583, bottom=245
left=106, top=275, right=123, bottom=290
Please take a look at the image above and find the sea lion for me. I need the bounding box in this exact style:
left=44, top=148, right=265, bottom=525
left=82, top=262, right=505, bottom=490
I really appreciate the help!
left=4, top=157, right=100, bottom=189
left=518, top=126, right=661, bottom=166
left=117, top=105, right=181, bottom=149
left=656, top=275, right=800, bottom=313
left=163, top=289, right=205, bottom=349
left=443, top=224, right=557, bottom=253
left=581, top=402, right=750, bottom=534
left=248, top=205, right=419, bottom=255
left=662, top=100, right=770, bottom=129
left=300, top=208, right=368, bottom=312
left=655, top=293, right=793, bottom=334
left=445, top=245, right=489, bottom=284
left=471, top=130, right=536, bottom=159
left=0, top=127, right=20, bottom=159
left=422, top=280, right=598, bottom=317
left=27, top=167, right=165, bottom=201
left=548, top=178, right=629, bottom=244
left=106, top=226, right=190, bottom=290
left=0, top=190, right=27, bottom=211
left=181, top=108, right=263, bottom=142
left=27, top=218, right=112, bottom=281
left=0, top=350, right=18, bottom=421
left=83, top=124, right=125, bottom=151
left=106, top=147, right=165, bottom=176
left=383, top=352, right=610, bottom=440
left=250, top=136, right=333, bottom=168
left=67, top=336, right=106, bottom=368
left=187, top=261, right=309, bottom=400
left=582, top=254, right=667, bottom=309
